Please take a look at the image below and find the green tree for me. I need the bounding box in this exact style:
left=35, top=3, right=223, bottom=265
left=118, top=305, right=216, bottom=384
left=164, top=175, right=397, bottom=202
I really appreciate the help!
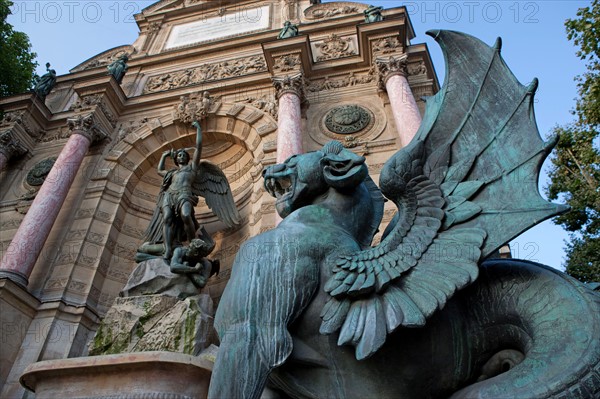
left=0, top=0, right=37, bottom=97
left=546, top=0, right=600, bottom=283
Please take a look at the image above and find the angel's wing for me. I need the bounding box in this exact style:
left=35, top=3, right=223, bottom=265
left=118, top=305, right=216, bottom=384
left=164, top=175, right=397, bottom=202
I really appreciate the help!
left=193, top=160, right=241, bottom=228
left=320, top=30, right=568, bottom=360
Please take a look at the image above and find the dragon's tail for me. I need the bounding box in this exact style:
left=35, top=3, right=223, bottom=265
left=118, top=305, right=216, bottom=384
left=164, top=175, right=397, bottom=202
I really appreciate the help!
left=452, top=259, right=600, bottom=398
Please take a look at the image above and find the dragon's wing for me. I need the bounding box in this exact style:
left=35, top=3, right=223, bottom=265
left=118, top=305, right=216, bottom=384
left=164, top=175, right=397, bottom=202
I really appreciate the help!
left=193, top=160, right=241, bottom=228
left=320, top=30, right=568, bottom=360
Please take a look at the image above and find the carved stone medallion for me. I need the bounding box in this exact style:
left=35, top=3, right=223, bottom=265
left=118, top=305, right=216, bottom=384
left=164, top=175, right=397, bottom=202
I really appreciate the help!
left=324, top=105, right=371, bottom=134
left=26, top=157, right=56, bottom=186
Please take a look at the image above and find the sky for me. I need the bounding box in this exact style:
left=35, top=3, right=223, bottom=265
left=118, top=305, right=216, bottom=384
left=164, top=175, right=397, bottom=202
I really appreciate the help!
left=6, top=0, right=590, bottom=270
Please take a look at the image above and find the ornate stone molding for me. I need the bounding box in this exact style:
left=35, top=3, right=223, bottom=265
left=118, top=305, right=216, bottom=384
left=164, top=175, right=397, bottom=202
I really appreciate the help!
left=408, top=60, right=428, bottom=76
left=314, top=34, right=357, bottom=61
left=0, top=110, right=42, bottom=139
left=371, top=36, right=402, bottom=55
left=67, top=114, right=109, bottom=144
left=272, top=73, right=306, bottom=101
left=272, top=54, right=301, bottom=73
left=375, top=54, right=409, bottom=88
left=172, top=91, right=221, bottom=123
left=69, top=94, right=117, bottom=126
left=143, top=55, right=267, bottom=94
left=0, top=131, right=28, bottom=160
left=306, top=70, right=376, bottom=93
left=305, top=2, right=365, bottom=20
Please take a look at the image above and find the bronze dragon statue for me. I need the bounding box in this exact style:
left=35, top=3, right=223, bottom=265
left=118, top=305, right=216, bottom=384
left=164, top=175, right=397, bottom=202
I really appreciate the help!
left=209, top=30, right=600, bottom=398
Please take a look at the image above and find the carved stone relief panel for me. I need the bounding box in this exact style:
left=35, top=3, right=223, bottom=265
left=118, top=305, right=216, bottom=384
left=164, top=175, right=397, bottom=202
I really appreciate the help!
left=304, top=2, right=366, bottom=20
left=311, top=34, right=358, bottom=62
left=143, top=55, right=267, bottom=93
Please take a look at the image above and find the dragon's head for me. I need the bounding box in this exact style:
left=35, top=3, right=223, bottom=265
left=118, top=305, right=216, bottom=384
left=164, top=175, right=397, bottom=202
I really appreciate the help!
left=263, top=141, right=368, bottom=218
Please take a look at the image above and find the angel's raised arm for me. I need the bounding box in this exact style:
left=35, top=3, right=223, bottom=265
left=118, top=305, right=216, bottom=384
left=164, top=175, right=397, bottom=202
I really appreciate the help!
left=191, top=121, right=203, bottom=168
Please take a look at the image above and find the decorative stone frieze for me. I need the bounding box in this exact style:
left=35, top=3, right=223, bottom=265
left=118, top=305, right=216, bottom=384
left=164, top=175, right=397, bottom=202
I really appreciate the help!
left=314, top=34, right=357, bottom=61
left=306, top=70, right=376, bottom=93
left=143, top=55, right=267, bottom=94
left=172, top=91, right=221, bottom=123
left=0, top=131, right=28, bottom=160
left=305, top=2, right=365, bottom=20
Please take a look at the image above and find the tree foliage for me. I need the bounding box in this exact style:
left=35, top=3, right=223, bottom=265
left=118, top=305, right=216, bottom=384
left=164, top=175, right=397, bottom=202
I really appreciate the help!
left=546, top=0, right=600, bottom=283
left=0, top=0, right=37, bottom=97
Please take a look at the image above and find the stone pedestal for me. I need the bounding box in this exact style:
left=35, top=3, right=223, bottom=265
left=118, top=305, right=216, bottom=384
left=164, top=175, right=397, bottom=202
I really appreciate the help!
left=20, top=351, right=213, bottom=399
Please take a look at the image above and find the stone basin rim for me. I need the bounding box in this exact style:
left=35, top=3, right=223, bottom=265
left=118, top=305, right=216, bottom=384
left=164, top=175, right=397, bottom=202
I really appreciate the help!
left=20, top=351, right=213, bottom=393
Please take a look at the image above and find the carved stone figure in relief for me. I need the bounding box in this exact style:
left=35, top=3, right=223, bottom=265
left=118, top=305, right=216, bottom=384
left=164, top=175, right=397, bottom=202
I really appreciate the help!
left=209, top=30, right=600, bottom=399
left=142, top=121, right=240, bottom=263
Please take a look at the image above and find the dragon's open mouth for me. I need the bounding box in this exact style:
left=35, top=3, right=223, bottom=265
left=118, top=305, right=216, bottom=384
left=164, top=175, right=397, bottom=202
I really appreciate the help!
left=265, top=176, right=293, bottom=200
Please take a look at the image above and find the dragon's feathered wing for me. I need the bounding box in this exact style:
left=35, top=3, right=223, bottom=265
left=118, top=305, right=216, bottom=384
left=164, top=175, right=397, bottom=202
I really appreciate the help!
left=193, top=160, right=241, bottom=228
left=320, top=30, right=568, bottom=360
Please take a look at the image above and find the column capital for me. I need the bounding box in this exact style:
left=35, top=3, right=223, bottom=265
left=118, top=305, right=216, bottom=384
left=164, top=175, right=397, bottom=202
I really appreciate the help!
left=0, top=131, right=28, bottom=161
left=272, top=73, right=306, bottom=100
left=67, top=114, right=109, bottom=145
left=375, top=54, right=409, bottom=88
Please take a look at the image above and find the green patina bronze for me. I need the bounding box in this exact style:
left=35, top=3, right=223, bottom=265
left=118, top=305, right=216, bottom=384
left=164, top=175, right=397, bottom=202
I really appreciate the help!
left=107, top=54, right=129, bottom=84
left=209, top=30, right=600, bottom=398
left=33, top=63, right=57, bottom=101
left=364, top=5, right=384, bottom=23
left=277, top=21, right=299, bottom=40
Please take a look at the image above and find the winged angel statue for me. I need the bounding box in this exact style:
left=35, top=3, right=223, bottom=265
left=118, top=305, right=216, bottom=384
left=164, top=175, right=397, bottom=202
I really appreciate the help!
left=141, top=121, right=240, bottom=264
left=209, top=31, right=600, bottom=398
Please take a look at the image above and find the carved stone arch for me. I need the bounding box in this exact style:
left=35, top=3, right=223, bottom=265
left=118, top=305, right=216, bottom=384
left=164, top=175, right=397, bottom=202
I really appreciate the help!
left=88, top=103, right=278, bottom=313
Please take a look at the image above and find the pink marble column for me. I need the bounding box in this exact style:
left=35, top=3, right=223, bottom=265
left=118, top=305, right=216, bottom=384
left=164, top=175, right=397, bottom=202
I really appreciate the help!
left=376, top=56, right=423, bottom=147
left=0, top=131, right=28, bottom=171
left=272, top=73, right=306, bottom=163
left=0, top=114, right=106, bottom=286
left=276, top=92, right=303, bottom=163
